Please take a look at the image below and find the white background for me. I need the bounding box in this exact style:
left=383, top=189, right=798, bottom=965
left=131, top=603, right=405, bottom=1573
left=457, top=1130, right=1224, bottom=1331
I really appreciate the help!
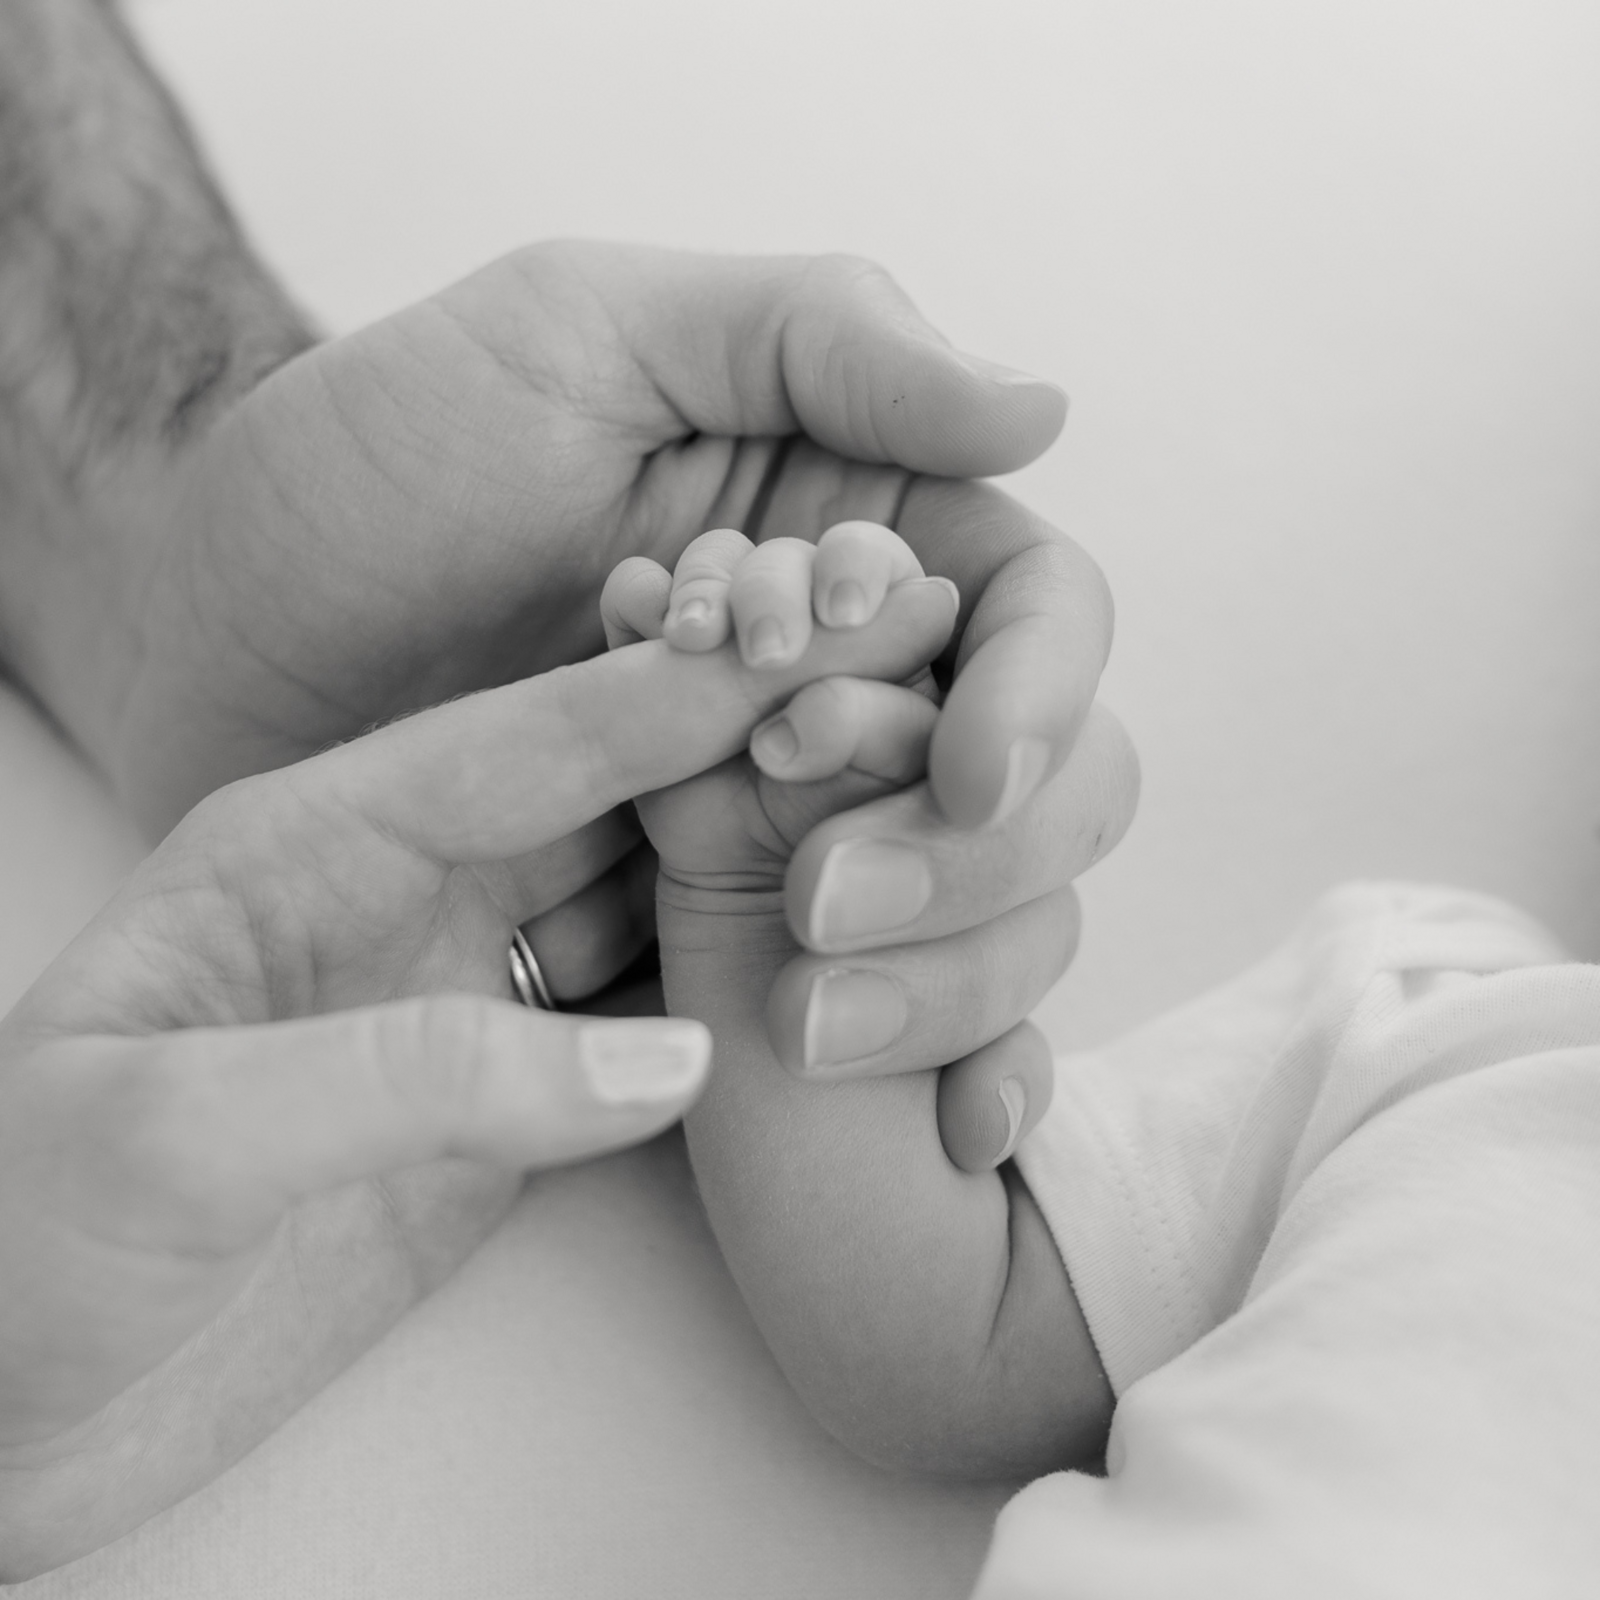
left=114, top=0, right=1600, bottom=1049
left=4, top=6, right=1598, bottom=1594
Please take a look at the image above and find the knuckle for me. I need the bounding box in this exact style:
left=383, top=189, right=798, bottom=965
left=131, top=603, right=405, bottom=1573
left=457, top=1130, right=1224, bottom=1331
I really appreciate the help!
left=804, top=252, right=895, bottom=303
left=377, top=996, right=493, bottom=1124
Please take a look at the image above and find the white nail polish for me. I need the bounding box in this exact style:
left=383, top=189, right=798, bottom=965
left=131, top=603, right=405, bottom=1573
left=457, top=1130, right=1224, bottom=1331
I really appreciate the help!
left=806, top=839, right=933, bottom=948
left=990, top=736, right=1051, bottom=825
left=993, top=1075, right=1027, bottom=1164
left=579, top=1019, right=711, bottom=1106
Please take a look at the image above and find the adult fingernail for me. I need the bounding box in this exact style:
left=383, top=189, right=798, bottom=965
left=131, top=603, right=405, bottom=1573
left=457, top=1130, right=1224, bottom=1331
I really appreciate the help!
left=959, top=352, right=1066, bottom=397
left=579, top=1018, right=711, bottom=1106
left=746, top=616, right=787, bottom=666
left=990, top=736, right=1052, bottom=825
left=802, top=968, right=908, bottom=1074
left=824, top=579, right=870, bottom=628
left=808, top=839, right=933, bottom=947
left=752, top=713, right=800, bottom=770
left=991, top=1075, right=1028, bottom=1165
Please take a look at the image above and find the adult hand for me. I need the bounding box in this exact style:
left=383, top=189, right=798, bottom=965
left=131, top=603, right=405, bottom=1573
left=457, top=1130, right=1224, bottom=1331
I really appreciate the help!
left=0, top=593, right=964, bottom=1579
left=93, top=243, right=1135, bottom=1159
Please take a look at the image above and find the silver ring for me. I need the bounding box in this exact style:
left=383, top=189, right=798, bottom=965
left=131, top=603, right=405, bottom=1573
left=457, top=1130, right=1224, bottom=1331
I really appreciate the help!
left=509, top=928, right=556, bottom=1011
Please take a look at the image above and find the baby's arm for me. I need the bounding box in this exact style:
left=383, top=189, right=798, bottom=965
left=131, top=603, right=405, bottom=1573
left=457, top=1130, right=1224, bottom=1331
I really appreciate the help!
left=611, top=526, right=1112, bottom=1478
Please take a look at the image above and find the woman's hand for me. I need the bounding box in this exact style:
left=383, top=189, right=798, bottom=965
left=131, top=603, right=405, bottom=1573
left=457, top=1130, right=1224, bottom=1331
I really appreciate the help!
left=0, top=594, right=977, bottom=1578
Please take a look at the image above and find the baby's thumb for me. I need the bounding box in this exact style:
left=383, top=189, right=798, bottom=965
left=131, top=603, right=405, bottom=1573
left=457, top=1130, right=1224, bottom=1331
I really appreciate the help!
left=38, top=1002, right=711, bottom=1253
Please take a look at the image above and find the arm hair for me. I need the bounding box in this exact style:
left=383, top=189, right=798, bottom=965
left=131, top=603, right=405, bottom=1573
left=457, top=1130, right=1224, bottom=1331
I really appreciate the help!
left=0, top=0, right=311, bottom=737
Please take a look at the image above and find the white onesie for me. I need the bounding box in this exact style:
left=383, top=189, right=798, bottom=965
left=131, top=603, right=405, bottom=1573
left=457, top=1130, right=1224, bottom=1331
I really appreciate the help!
left=979, top=882, right=1600, bottom=1599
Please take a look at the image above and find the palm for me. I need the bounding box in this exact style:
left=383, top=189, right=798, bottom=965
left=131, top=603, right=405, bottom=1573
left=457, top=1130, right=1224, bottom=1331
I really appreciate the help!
left=0, top=800, right=522, bottom=1557
left=119, top=251, right=906, bottom=833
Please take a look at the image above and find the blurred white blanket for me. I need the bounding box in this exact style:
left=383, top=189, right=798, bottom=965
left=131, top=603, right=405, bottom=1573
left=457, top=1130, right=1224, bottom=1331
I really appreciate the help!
left=996, top=884, right=1600, bottom=1597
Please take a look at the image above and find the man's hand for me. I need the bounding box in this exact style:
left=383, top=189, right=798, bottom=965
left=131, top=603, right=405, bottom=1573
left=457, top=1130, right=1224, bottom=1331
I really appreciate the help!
left=115, top=246, right=1131, bottom=1125
left=1, top=0, right=1135, bottom=1159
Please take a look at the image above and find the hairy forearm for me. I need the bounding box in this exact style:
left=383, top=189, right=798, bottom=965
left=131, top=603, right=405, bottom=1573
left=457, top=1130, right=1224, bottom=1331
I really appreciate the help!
left=666, top=894, right=1111, bottom=1480
left=0, top=0, right=311, bottom=756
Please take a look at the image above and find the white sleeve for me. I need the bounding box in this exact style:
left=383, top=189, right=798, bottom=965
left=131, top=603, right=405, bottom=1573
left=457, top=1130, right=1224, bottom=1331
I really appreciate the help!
left=983, top=881, right=1600, bottom=1599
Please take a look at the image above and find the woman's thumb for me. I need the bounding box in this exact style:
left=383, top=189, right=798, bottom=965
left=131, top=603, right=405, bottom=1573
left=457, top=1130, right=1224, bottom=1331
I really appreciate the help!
left=38, top=1001, right=711, bottom=1251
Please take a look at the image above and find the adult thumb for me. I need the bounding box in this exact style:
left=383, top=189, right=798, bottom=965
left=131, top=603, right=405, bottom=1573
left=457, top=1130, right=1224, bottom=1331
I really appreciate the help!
left=46, top=1000, right=711, bottom=1251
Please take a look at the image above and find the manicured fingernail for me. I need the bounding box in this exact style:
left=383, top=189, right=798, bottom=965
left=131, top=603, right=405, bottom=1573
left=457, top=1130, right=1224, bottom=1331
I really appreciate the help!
left=752, top=713, right=800, bottom=769
left=802, top=968, right=908, bottom=1074
left=992, top=1075, right=1028, bottom=1164
left=675, top=597, right=711, bottom=628
left=808, top=839, right=933, bottom=947
left=746, top=616, right=787, bottom=666
left=579, top=1018, right=711, bottom=1106
left=989, top=736, right=1052, bottom=825
left=824, top=579, right=870, bottom=628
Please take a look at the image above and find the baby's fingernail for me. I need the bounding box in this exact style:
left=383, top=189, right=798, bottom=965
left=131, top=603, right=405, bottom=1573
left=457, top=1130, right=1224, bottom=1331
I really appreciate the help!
left=752, top=714, right=800, bottom=770
left=579, top=1018, right=711, bottom=1106
left=801, top=968, right=907, bottom=1075
left=990, top=1075, right=1028, bottom=1165
left=823, top=579, right=870, bottom=628
left=807, top=839, right=933, bottom=948
left=746, top=616, right=788, bottom=666
left=675, top=597, right=711, bottom=629
left=989, top=736, right=1052, bottom=826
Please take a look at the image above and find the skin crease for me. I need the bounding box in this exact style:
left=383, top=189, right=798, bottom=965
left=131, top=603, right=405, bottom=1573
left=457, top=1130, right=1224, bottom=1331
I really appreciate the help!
left=0, top=574, right=963, bottom=1577
left=0, top=0, right=1135, bottom=1133
left=614, top=536, right=1125, bottom=1479
left=0, top=0, right=1141, bottom=1569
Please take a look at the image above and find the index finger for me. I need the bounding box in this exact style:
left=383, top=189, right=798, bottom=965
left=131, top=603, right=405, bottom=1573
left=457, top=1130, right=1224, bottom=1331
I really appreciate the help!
left=305, top=577, right=958, bottom=865
left=896, top=477, right=1115, bottom=828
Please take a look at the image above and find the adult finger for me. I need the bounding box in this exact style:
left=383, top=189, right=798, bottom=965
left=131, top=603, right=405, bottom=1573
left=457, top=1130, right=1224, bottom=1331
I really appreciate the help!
left=766, top=886, right=1079, bottom=1085
left=517, top=842, right=658, bottom=1002
left=492, top=242, right=1068, bottom=478
left=315, top=577, right=957, bottom=866
left=936, top=1022, right=1055, bottom=1175
left=787, top=703, right=1139, bottom=956
left=469, top=806, right=642, bottom=928
left=29, top=1002, right=712, bottom=1258
left=895, top=476, right=1118, bottom=828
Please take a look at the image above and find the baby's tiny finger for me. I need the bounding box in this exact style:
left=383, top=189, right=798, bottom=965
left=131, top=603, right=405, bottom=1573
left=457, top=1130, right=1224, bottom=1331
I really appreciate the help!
left=729, top=536, right=816, bottom=668
left=601, top=557, right=673, bottom=649
left=751, top=677, right=937, bottom=784
left=664, top=527, right=752, bottom=652
left=936, top=1022, right=1054, bottom=1174
left=812, top=520, right=925, bottom=629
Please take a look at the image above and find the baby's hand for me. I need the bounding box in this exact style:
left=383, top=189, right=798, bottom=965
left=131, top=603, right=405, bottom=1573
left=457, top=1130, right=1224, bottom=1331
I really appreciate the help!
left=602, top=524, right=949, bottom=885
left=603, top=525, right=1051, bottom=1176
left=606, top=520, right=933, bottom=667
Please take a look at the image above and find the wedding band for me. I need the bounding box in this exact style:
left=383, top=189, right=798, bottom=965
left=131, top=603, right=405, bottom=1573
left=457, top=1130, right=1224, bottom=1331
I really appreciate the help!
left=509, top=927, right=556, bottom=1011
